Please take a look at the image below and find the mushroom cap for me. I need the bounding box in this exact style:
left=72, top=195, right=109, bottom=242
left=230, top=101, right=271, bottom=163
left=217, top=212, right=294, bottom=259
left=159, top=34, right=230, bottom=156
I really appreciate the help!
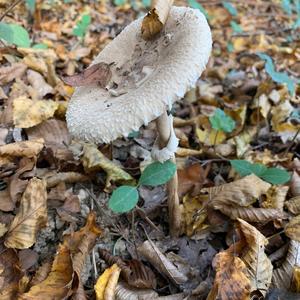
left=66, top=6, right=212, bottom=144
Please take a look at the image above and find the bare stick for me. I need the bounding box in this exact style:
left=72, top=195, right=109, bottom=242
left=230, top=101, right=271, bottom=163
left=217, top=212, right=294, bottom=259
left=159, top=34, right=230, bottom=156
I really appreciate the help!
left=155, top=111, right=181, bottom=237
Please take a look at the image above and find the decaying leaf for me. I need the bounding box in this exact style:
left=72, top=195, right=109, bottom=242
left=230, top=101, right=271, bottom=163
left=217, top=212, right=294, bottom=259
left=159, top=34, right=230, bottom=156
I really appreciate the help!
left=141, top=0, right=174, bottom=40
left=207, top=251, right=251, bottom=300
left=95, top=264, right=122, bottom=300
left=27, top=69, right=54, bottom=98
left=62, top=62, right=112, bottom=88
left=203, top=174, right=271, bottom=207
left=81, top=142, right=135, bottom=189
left=272, top=240, right=300, bottom=290
left=13, top=96, right=59, bottom=128
left=137, top=240, right=188, bottom=285
left=19, top=245, right=73, bottom=300
left=0, top=223, right=8, bottom=237
left=285, top=215, right=300, bottom=242
left=238, top=219, right=273, bottom=296
left=45, top=171, right=89, bottom=188
left=285, top=196, right=300, bottom=215
left=115, top=282, right=158, bottom=300
left=0, top=138, right=44, bottom=158
left=0, top=62, right=27, bottom=85
left=262, top=185, right=289, bottom=209
left=4, top=177, right=47, bottom=249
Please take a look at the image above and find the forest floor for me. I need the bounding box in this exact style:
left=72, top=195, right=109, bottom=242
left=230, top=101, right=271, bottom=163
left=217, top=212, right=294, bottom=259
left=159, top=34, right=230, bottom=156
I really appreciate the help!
left=0, top=0, right=300, bottom=299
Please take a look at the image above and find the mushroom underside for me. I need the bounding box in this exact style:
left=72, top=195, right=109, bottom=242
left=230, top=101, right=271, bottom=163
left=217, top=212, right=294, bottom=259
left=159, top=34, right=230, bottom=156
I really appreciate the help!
left=66, top=6, right=212, bottom=144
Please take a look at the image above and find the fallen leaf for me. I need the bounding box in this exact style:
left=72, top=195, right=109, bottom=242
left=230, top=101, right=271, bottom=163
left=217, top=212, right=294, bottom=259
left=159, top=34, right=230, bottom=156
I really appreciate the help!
left=45, top=171, right=89, bottom=188
left=19, top=249, right=39, bottom=271
left=285, top=215, right=300, bottom=242
left=262, top=186, right=289, bottom=209
left=203, top=174, right=271, bottom=207
left=272, top=240, right=300, bottom=290
left=0, top=223, right=8, bottom=237
left=238, top=219, right=273, bottom=296
left=13, top=96, right=59, bottom=128
left=4, top=177, right=47, bottom=249
left=207, top=251, right=251, bottom=300
left=27, top=69, right=54, bottom=98
left=137, top=240, right=188, bottom=285
left=196, top=127, right=226, bottom=146
left=81, top=142, right=135, bottom=189
left=290, top=171, right=300, bottom=197
left=0, top=139, right=44, bottom=158
left=141, top=0, right=174, bottom=40
left=115, top=282, right=158, bottom=300
left=19, top=245, right=73, bottom=300
left=95, top=264, right=121, bottom=300
left=285, top=196, right=300, bottom=215
left=62, top=62, right=112, bottom=88
left=0, top=62, right=27, bottom=85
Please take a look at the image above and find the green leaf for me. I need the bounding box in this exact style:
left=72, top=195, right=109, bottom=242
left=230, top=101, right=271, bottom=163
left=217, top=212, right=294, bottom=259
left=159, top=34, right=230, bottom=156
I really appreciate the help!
left=227, top=41, right=234, bottom=52
left=141, top=0, right=151, bottom=7
left=188, top=0, right=210, bottom=20
left=260, top=168, right=291, bottom=185
left=127, top=130, right=139, bottom=138
left=114, top=0, right=126, bottom=5
left=109, top=186, right=139, bottom=213
left=230, top=160, right=253, bottom=176
left=73, top=14, right=91, bottom=38
left=0, top=22, right=31, bottom=47
left=223, top=1, right=238, bottom=16
left=209, top=108, right=236, bottom=133
left=282, top=0, right=292, bottom=15
left=26, top=0, right=36, bottom=13
left=230, top=20, right=243, bottom=33
left=257, top=52, right=295, bottom=95
left=250, top=163, right=268, bottom=177
left=32, top=43, right=48, bottom=49
left=139, top=160, right=176, bottom=186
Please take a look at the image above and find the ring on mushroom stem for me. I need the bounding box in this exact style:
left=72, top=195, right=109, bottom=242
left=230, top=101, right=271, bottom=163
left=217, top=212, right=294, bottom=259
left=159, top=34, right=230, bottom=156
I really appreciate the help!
left=66, top=6, right=212, bottom=237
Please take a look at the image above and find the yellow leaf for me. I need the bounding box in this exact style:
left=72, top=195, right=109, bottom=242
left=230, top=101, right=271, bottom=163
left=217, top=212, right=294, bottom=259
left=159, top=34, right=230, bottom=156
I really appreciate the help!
left=4, top=178, right=47, bottom=249
left=207, top=251, right=251, bottom=300
left=196, top=127, right=226, bottom=146
left=0, top=138, right=44, bottom=158
left=13, top=96, right=59, bottom=128
left=19, top=245, right=73, bottom=300
left=141, top=0, right=174, bottom=40
left=95, top=264, right=121, bottom=300
left=81, top=142, right=135, bottom=189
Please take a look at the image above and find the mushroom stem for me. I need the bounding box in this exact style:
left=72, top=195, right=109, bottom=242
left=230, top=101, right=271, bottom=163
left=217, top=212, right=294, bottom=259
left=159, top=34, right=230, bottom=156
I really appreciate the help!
left=155, top=111, right=181, bottom=237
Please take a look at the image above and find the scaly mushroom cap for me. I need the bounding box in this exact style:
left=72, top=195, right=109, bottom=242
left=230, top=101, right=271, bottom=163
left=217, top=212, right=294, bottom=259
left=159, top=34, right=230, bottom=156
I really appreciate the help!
left=66, top=6, right=212, bottom=143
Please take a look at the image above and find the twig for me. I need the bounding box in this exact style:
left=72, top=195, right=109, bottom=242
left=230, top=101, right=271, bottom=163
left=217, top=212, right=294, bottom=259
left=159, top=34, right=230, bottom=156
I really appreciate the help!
left=0, top=0, right=24, bottom=22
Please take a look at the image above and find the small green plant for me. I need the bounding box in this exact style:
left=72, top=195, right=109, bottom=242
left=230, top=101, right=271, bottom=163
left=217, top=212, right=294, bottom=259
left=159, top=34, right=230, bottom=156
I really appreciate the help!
left=223, top=1, right=238, bottom=16
left=73, top=14, right=91, bottom=39
left=109, top=160, right=176, bottom=213
left=0, top=22, right=31, bottom=47
left=26, top=0, right=36, bottom=13
left=230, top=160, right=291, bottom=185
left=209, top=108, right=236, bottom=133
left=230, top=20, right=243, bottom=33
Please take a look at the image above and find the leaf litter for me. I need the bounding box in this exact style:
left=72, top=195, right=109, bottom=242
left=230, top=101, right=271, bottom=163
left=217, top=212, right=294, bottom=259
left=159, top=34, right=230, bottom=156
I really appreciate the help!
left=0, top=0, right=299, bottom=299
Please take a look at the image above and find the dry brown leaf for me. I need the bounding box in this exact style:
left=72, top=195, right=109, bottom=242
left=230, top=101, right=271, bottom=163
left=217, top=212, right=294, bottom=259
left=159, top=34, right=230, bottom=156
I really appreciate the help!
left=115, top=282, right=158, bottom=300
left=0, top=189, right=14, bottom=212
left=27, top=70, right=54, bottom=98
left=137, top=240, right=188, bottom=285
left=29, top=261, right=52, bottom=288
left=272, top=240, right=300, bottom=290
left=4, top=178, right=47, bottom=249
left=19, top=245, right=73, bottom=300
left=141, top=0, right=174, bottom=40
left=0, top=62, right=27, bottom=85
left=204, top=174, right=271, bottom=207
left=95, top=264, right=121, bottom=300
left=285, top=196, right=300, bottom=215
left=0, top=223, right=7, bottom=237
left=19, top=249, right=39, bottom=271
left=62, top=62, right=112, bottom=88
left=13, top=96, right=59, bottom=128
left=0, top=248, right=23, bottom=300
left=216, top=204, right=285, bottom=222
left=45, top=171, right=89, bottom=188
left=262, top=185, right=289, bottom=210
left=285, top=215, right=300, bottom=242
left=0, top=138, right=44, bottom=158
left=238, top=219, right=273, bottom=296
left=81, top=143, right=135, bottom=189
left=207, top=251, right=251, bottom=300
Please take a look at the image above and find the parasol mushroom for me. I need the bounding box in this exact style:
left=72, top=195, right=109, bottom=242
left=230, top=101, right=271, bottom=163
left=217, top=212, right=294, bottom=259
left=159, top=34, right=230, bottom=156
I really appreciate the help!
left=66, top=6, right=212, bottom=236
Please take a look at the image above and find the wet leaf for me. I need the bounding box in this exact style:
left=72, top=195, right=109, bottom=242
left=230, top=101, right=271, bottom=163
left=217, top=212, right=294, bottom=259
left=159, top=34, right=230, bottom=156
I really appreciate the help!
left=62, top=62, right=112, bottom=88
left=139, top=160, right=176, bottom=186
left=4, top=178, right=47, bottom=249
left=207, top=251, right=251, bottom=300
left=109, top=186, right=139, bottom=213
left=13, top=96, right=59, bottom=128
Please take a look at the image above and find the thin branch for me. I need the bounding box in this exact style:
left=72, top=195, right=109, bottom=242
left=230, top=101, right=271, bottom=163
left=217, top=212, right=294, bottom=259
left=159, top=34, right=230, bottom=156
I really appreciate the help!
left=0, top=0, right=24, bottom=22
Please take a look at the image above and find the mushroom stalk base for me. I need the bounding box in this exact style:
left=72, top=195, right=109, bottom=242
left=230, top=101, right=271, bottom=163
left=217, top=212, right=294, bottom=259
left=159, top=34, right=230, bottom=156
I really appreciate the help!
left=155, top=111, right=181, bottom=237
